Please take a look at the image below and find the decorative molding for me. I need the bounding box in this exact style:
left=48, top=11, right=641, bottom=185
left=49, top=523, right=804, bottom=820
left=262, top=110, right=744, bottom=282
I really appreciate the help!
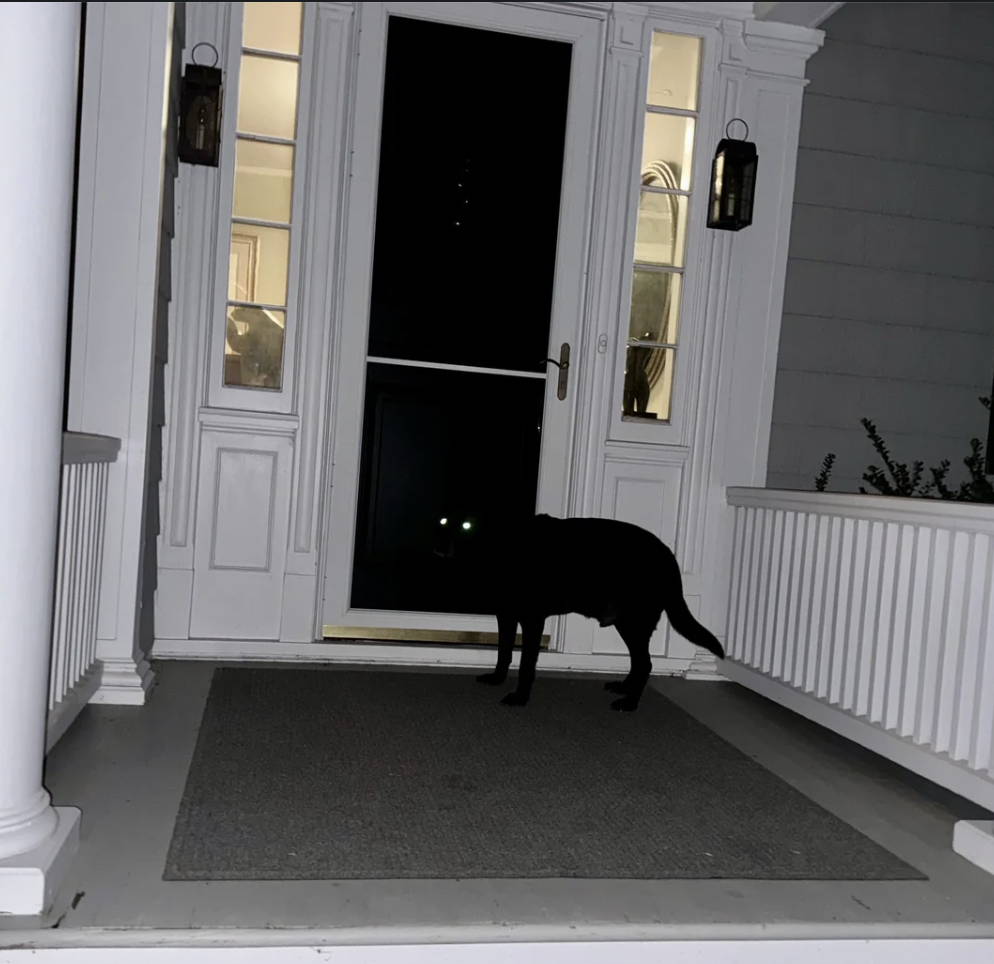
left=685, top=651, right=725, bottom=680
left=89, top=655, right=155, bottom=706
left=209, top=449, right=277, bottom=572
left=163, top=1, right=232, bottom=559
left=198, top=407, right=299, bottom=437
left=679, top=55, right=742, bottom=579
left=569, top=6, right=646, bottom=519
left=291, top=2, right=355, bottom=560
left=604, top=442, right=692, bottom=466
left=755, top=1, right=843, bottom=30
left=721, top=16, right=825, bottom=81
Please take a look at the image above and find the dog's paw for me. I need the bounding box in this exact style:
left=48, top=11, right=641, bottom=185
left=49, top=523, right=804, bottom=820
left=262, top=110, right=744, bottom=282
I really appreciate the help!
left=501, top=691, right=530, bottom=707
left=476, top=671, right=507, bottom=686
left=610, top=696, right=640, bottom=712
left=603, top=679, right=629, bottom=694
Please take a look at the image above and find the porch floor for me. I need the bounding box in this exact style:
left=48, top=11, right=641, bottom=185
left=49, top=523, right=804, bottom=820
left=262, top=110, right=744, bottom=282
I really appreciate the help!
left=8, top=660, right=994, bottom=938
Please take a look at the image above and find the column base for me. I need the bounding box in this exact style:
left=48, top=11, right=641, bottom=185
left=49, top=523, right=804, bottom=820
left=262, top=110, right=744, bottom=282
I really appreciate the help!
left=90, top=655, right=156, bottom=705
left=0, top=807, right=80, bottom=915
left=953, top=819, right=994, bottom=877
left=683, top=649, right=726, bottom=681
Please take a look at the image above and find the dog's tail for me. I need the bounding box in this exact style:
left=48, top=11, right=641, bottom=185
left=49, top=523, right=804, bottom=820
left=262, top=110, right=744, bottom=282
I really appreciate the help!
left=661, top=551, right=725, bottom=659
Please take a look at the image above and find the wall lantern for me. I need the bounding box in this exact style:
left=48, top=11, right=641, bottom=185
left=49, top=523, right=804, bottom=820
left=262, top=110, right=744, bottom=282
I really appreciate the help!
left=706, top=119, right=758, bottom=232
left=178, top=42, right=223, bottom=167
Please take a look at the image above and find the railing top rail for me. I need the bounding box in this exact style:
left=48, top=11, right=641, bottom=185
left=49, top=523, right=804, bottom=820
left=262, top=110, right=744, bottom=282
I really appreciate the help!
left=727, top=486, right=994, bottom=534
left=62, top=432, right=121, bottom=466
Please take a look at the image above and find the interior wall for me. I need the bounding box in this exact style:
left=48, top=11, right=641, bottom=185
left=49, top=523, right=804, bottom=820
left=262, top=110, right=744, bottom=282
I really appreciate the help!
left=767, top=1, right=994, bottom=493
left=139, top=1, right=185, bottom=657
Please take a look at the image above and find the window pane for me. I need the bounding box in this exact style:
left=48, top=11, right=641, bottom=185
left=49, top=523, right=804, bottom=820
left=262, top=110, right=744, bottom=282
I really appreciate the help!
left=635, top=191, right=688, bottom=267
left=623, top=346, right=675, bottom=422
left=233, top=139, right=294, bottom=223
left=237, top=56, right=299, bottom=140
left=647, top=32, right=701, bottom=112
left=228, top=224, right=290, bottom=306
left=642, top=114, right=695, bottom=192
left=225, top=306, right=286, bottom=390
left=242, top=1, right=302, bottom=55
left=629, top=269, right=681, bottom=344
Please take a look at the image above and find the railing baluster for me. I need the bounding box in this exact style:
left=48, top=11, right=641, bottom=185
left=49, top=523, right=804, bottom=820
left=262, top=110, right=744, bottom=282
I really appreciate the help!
left=45, top=433, right=120, bottom=752
left=726, top=487, right=994, bottom=811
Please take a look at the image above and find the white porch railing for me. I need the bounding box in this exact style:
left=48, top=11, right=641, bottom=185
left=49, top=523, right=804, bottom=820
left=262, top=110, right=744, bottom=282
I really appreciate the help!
left=724, top=487, right=994, bottom=812
left=45, top=431, right=120, bottom=752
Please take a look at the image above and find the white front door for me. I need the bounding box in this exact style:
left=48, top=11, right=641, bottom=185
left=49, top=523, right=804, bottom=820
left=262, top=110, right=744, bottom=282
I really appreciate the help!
left=321, top=1, right=600, bottom=643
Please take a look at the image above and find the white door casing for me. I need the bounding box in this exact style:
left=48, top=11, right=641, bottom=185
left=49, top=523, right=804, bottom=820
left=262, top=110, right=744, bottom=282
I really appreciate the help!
left=318, top=1, right=603, bottom=645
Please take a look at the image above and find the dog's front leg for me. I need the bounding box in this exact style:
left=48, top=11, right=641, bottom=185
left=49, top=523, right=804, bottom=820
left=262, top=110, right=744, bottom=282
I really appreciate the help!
left=477, top=612, right=516, bottom=686
left=501, top=616, right=543, bottom=707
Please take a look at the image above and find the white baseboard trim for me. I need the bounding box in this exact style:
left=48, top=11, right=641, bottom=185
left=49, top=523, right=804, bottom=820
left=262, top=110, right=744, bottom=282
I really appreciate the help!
left=4, top=931, right=994, bottom=963
left=89, top=655, right=155, bottom=706
left=151, top=638, right=694, bottom=677
left=0, top=807, right=80, bottom=916
left=954, top=820, right=994, bottom=877
left=722, top=660, right=994, bottom=812
left=45, top=665, right=103, bottom=753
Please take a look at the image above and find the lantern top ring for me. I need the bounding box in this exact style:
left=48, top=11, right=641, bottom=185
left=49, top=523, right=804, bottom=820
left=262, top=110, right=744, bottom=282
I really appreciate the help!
left=725, top=118, right=750, bottom=141
left=191, top=42, right=220, bottom=68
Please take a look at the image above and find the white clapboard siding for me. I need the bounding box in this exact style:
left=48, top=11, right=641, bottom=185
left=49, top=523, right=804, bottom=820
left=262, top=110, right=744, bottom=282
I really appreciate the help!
left=725, top=487, right=994, bottom=811
left=46, top=432, right=120, bottom=752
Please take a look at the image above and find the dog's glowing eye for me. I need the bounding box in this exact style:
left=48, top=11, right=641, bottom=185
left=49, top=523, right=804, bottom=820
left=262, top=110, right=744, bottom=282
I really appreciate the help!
left=462, top=521, right=472, bottom=531
left=439, top=518, right=448, bottom=526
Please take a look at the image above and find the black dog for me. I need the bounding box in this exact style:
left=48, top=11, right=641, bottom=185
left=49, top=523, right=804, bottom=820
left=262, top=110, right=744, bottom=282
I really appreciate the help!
left=476, top=514, right=725, bottom=711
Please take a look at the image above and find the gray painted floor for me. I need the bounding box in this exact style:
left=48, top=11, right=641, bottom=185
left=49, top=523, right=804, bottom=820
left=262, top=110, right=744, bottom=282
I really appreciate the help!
left=9, top=660, right=994, bottom=934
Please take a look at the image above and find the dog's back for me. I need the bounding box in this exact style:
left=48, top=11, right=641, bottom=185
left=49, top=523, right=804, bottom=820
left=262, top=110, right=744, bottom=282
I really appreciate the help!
left=479, top=514, right=723, bottom=710
left=494, top=514, right=723, bottom=652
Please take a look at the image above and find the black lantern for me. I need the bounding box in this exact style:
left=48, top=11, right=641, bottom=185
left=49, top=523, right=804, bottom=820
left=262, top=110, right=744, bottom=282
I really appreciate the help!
left=706, top=119, right=758, bottom=232
left=178, top=43, right=223, bottom=167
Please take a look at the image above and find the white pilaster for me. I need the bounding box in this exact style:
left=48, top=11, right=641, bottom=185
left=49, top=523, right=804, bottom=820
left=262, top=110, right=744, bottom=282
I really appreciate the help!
left=0, top=1, right=83, bottom=915
left=67, top=1, right=174, bottom=703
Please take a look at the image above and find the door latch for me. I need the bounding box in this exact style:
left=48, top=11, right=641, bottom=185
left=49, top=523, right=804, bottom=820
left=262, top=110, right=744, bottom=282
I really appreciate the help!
left=543, top=342, right=570, bottom=401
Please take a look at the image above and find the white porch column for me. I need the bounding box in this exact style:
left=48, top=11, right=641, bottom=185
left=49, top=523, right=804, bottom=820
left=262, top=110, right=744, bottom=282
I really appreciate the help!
left=0, top=2, right=83, bottom=915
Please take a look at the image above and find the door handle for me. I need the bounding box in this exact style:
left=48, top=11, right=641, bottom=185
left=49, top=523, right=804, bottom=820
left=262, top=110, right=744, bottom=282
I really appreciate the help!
left=543, top=342, right=570, bottom=401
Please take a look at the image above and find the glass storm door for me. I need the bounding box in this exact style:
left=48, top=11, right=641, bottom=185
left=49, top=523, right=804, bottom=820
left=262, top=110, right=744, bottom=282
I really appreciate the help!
left=322, top=3, right=598, bottom=635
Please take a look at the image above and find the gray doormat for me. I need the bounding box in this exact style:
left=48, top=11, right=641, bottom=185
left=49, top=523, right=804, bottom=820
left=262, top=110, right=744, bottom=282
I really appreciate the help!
left=163, top=667, right=925, bottom=881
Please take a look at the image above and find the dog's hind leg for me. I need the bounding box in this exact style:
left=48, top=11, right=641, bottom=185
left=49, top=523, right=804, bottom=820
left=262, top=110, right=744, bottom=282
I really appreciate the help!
left=477, top=612, right=517, bottom=686
left=501, top=615, right=544, bottom=707
left=607, top=613, right=657, bottom=712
